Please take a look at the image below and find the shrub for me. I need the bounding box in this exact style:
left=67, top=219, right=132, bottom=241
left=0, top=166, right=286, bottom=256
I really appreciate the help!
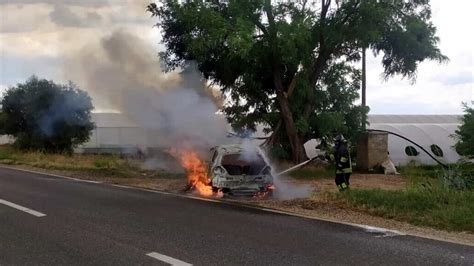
left=453, top=102, right=474, bottom=158
left=1, top=76, right=95, bottom=153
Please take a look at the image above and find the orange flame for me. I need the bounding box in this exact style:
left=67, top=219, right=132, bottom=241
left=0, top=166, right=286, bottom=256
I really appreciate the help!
left=170, top=149, right=222, bottom=198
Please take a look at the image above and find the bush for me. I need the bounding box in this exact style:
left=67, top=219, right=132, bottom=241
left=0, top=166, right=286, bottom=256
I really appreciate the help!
left=437, top=164, right=474, bottom=191
left=1, top=76, right=95, bottom=153
left=454, top=102, right=474, bottom=158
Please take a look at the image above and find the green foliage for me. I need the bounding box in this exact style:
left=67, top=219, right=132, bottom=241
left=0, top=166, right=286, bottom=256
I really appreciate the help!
left=1, top=76, right=95, bottom=153
left=0, top=112, right=6, bottom=135
left=149, top=0, right=446, bottom=160
left=437, top=164, right=474, bottom=191
left=454, top=102, right=474, bottom=158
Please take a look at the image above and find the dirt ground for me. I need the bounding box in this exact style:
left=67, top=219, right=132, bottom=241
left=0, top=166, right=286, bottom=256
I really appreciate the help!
left=292, top=173, right=407, bottom=192
left=3, top=164, right=473, bottom=246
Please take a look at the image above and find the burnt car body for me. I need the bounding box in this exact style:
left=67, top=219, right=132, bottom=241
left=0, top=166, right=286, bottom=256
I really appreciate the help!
left=208, top=144, right=274, bottom=196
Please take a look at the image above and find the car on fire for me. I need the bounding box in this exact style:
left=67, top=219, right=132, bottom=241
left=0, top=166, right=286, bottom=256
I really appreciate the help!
left=208, top=144, right=274, bottom=196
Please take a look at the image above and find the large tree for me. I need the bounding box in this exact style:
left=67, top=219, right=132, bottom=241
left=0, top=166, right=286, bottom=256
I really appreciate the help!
left=1, top=76, right=95, bottom=153
left=148, top=0, right=447, bottom=162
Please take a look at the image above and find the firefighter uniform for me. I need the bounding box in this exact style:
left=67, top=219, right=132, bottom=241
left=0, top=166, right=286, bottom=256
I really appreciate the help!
left=326, top=135, right=352, bottom=191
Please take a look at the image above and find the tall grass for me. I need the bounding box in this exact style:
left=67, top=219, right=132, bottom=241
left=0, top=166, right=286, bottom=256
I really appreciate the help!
left=341, top=187, right=474, bottom=232
left=0, top=145, right=139, bottom=176
left=339, top=164, right=474, bottom=232
left=0, top=145, right=186, bottom=179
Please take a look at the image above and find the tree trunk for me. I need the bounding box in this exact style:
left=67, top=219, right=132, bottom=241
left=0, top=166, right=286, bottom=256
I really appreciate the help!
left=276, top=90, right=308, bottom=163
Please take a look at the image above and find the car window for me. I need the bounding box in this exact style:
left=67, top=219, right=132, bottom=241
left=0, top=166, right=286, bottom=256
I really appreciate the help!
left=221, top=154, right=267, bottom=175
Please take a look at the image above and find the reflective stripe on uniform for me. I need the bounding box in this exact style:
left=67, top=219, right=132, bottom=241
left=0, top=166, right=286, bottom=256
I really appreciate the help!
left=342, top=169, right=352, bottom=174
left=340, top=157, right=348, bottom=163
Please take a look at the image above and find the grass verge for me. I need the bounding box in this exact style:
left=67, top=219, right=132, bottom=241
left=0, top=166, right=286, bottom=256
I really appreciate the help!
left=336, top=188, right=474, bottom=232
left=333, top=164, right=474, bottom=233
left=0, top=144, right=184, bottom=179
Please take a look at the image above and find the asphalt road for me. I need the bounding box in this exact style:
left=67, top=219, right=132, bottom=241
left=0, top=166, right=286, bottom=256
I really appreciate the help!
left=0, top=167, right=473, bottom=265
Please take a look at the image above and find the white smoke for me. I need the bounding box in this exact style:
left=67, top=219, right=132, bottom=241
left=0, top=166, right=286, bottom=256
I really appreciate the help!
left=239, top=139, right=313, bottom=200
left=64, top=29, right=228, bottom=156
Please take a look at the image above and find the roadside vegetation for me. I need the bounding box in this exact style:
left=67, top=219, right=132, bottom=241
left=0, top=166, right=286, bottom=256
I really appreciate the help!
left=0, top=145, right=183, bottom=180
left=333, top=164, right=474, bottom=232
left=453, top=102, right=474, bottom=158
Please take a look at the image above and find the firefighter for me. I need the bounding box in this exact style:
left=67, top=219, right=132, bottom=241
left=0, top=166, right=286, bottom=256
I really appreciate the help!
left=324, top=134, right=352, bottom=192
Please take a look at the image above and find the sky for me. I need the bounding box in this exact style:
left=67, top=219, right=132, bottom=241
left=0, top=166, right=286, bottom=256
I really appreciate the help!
left=0, top=0, right=472, bottom=114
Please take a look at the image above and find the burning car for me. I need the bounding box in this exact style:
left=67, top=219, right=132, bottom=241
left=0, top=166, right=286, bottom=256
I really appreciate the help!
left=207, top=144, right=274, bottom=196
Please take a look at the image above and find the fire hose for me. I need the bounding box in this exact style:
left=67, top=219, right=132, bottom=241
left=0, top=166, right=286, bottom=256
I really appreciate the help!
left=276, top=156, right=322, bottom=176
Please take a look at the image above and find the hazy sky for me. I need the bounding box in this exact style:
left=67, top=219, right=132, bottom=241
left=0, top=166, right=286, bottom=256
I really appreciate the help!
left=0, top=0, right=472, bottom=114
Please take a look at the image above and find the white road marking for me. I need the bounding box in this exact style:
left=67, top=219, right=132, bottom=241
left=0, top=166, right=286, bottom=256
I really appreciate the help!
left=355, top=224, right=402, bottom=237
left=0, top=199, right=46, bottom=217
left=146, top=252, right=192, bottom=266
left=57, top=176, right=102, bottom=184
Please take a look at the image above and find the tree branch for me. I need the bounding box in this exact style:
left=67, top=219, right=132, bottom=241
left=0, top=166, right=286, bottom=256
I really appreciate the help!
left=302, top=0, right=332, bottom=121
left=321, top=0, right=331, bottom=20
left=286, top=71, right=300, bottom=97
left=254, top=20, right=269, bottom=36
left=261, top=120, right=282, bottom=147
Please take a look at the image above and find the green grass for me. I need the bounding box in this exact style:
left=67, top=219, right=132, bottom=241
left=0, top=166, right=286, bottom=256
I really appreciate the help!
left=398, top=164, right=440, bottom=180
left=339, top=187, right=474, bottom=232
left=335, top=164, right=474, bottom=232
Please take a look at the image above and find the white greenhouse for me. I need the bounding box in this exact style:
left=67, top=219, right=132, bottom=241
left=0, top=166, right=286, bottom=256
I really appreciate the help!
left=0, top=113, right=464, bottom=166
left=367, top=115, right=462, bottom=166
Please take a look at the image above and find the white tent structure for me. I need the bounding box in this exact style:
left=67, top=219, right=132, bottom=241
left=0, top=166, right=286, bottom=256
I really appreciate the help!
left=77, top=113, right=153, bottom=154
left=0, top=135, right=13, bottom=145
left=0, top=113, right=464, bottom=166
left=368, top=115, right=462, bottom=166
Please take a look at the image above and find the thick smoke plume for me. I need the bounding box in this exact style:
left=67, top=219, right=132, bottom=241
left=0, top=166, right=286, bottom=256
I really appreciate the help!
left=66, top=29, right=227, bottom=155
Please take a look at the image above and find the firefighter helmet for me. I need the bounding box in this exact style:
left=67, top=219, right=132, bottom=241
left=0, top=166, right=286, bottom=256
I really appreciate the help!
left=334, top=134, right=347, bottom=143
